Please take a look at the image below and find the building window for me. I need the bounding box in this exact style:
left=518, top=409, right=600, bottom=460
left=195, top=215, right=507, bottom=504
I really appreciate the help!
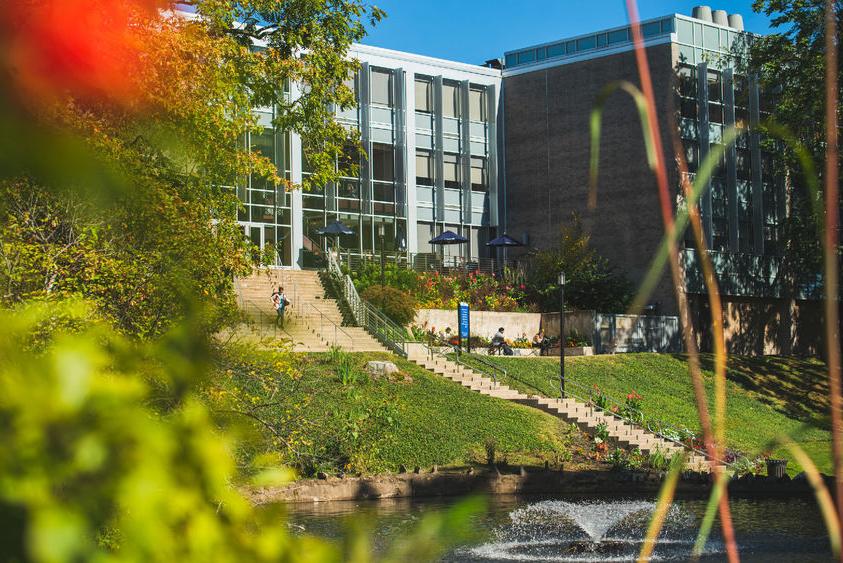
left=683, top=140, right=699, bottom=173
left=547, top=43, right=564, bottom=57
left=371, top=70, right=392, bottom=107
left=371, top=143, right=394, bottom=182
left=709, top=102, right=723, bottom=124
left=443, top=153, right=460, bottom=189
left=443, top=83, right=460, bottom=118
left=415, top=78, right=432, bottom=113
left=470, top=157, right=487, bottom=191
left=469, top=87, right=486, bottom=122
left=608, top=28, right=629, bottom=44
left=681, top=97, right=698, bottom=120
left=416, top=150, right=433, bottom=186
left=678, top=65, right=697, bottom=98
left=342, top=73, right=357, bottom=102
left=642, top=21, right=661, bottom=37
left=736, top=148, right=752, bottom=181
left=577, top=36, right=596, bottom=51
left=338, top=143, right=359, bottom=177
left=707, top=71, right=722, bottom=103
left=517, top=50, right=535, bottom=64
left=250, top=128, right=277, bottom=192
left=373, top=183, right=395, bottom=203
left=337, top=178, right=359, bottom=199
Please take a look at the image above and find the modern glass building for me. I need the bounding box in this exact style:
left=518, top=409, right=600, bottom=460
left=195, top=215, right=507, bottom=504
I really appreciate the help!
left=239, top=44, right=501, bottom=268
left=234, top=5, right=823, bottom=353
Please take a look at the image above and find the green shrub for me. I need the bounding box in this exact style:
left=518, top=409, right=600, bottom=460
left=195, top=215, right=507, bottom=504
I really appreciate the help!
left=361, top=285, right=418, bottom=326
left=346, top=261, right=421, bottom=294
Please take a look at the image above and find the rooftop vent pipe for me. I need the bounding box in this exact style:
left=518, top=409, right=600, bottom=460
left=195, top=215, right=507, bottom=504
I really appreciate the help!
left=728, top=13, right=745, bottom=31
left=712, top=9, right=729, bottom=26
left=692, top=5, right=713, bottom=22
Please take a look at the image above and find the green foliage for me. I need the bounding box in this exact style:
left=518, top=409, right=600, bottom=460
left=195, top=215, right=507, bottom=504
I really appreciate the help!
left=347, top=261, right=531, bottom=312
left=361, top=285, right=418, bottom=326
left=608, top=447, right=645, bottom=471
left=330, top=347, right=362, bottom=385
left=415, top=270, right=528, bottom=312
left=0, top=299, right=326, bottom=562
left=590, top=385, right=610, bottom=411
left=462, top=353, right=834, bottom=476
left=594, top=422, right=610, bottom=445
left=209, top=347, right=583, bottom=476
left=347, top=261, right=421, bottom=294
left=524, top=216, right=634, bottom=313
left=0, top=0, right=386, bottom=338
left=748, top=0, right=843, bottom=290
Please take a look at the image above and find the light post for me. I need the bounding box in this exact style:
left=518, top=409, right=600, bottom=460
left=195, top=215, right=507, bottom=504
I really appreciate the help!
left=377, top=223, right=386, bottom=288
left=558, top=272, right=566, bottom=399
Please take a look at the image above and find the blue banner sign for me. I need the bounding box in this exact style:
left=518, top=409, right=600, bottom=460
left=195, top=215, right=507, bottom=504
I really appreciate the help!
left=458, top=302, right=470, bottom=341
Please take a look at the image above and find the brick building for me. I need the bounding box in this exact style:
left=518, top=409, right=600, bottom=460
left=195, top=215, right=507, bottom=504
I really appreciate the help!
left=500, top=7, right=822, bottom=354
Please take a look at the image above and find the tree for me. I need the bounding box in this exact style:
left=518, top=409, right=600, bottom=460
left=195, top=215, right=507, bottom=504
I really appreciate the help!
left=749, top=0, right=842, bottom=294
left=0, top=0, right=383, bottom=336
left=525, top=216, right=634, bottom=313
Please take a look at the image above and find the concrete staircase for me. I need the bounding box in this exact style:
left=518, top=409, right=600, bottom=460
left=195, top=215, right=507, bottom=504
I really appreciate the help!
left=236, top=269, right=389, bottom=353
left=406, top=345, right=713, bottom=472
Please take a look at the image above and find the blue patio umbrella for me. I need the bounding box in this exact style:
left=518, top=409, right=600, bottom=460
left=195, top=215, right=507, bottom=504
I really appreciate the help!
left=429, top=230, right=468, bottom=245
left=486, top=233, right=524, bottom=247
left=317, top=220, right=354, bottom=257
left=317, top=220, right=354, bottom=236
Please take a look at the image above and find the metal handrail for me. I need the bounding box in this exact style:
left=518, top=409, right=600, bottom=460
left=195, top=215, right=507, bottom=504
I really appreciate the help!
left=562, top=377, right=730, bottom=465
left=458, top=353, right=733, bottom=468
left=302, top=301, right=354, bottom=348
left=424, top=335, right=506, bottom=385
left=325, top=252, right=409, bottom=357
left=239, top=296, right=354, bottom=349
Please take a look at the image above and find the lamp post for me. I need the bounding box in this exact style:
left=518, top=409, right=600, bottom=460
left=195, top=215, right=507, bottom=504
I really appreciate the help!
left=377, top=223, right=386, bottom=289
left=558, top=272, right=566, bottom=399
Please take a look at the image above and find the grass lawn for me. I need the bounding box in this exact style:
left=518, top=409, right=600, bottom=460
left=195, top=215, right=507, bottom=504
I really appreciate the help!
left=209, top=345, right=593, bottom=477
left=461, top=353, right=832, bottom=475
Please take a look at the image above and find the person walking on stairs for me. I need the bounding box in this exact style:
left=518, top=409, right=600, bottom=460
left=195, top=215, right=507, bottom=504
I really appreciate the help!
left=271, top=285, right=289, bottom=329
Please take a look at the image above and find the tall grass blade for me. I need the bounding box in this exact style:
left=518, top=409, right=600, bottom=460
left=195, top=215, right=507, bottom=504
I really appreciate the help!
left=589, top=80, right=658, bottom=209
left=624, top=1, right=739, bottom=559
left=690, top=470, right=729, bottom=559
left=628, top=129, right=739, bottom=317
left=637, top=452, right=686, bottom=562
left=777, top=435, right=841, bottom=557
left=823, top=0, right=843, bottom=543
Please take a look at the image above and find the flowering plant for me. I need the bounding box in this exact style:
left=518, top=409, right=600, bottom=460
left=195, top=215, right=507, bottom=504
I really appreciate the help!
left=415, top=271, right=528, bottom=312
left=590, top=385, right=609, bottom=411
left=621, top=391, right=644, bottom=423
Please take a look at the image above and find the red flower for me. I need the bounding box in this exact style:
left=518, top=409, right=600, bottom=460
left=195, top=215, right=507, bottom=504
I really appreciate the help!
left=1, top=0, right=165, bottom=107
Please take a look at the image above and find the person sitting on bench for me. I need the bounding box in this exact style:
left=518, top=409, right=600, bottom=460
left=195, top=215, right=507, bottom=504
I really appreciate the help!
left=489, top=327, right=506, bottom=356
left=532, top=330, right=550, bottom=356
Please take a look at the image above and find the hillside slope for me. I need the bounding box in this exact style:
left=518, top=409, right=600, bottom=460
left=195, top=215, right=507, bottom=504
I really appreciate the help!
left=466, top=353, right=831, bottom=475
left=209, top=346, right=595, bottom=476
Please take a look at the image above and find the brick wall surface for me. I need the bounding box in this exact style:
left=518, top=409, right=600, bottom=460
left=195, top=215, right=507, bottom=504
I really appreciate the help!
left=503, top=44, right=680, bottom=314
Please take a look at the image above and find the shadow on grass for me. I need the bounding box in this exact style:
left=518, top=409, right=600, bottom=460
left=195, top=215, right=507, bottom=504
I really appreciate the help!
left=682, top=353, right=831, bottom=430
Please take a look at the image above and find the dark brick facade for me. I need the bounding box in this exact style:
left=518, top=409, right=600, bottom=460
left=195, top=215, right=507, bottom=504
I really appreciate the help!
left=503, top=44, right=681, bottom=314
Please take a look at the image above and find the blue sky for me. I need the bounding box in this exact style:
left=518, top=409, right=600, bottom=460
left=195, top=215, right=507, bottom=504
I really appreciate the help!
left=361, top=1, right=776, bottom=64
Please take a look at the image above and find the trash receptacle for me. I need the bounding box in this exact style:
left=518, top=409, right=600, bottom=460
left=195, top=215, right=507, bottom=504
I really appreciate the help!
left=766, top=459, right=788, bottom=478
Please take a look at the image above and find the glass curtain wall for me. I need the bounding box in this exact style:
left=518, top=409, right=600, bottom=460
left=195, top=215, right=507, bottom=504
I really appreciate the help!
left=675, top=63, right=783, bottom=257
left=239, top=125, right=293, bottom=266
left=300, top=67, right=405, bottom=260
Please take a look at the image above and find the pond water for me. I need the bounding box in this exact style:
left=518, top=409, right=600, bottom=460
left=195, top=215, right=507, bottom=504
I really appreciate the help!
left=286, top=494, right=833, bottom=562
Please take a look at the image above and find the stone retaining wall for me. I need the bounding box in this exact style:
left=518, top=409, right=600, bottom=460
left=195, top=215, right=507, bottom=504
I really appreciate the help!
left=249, top=468, right=817, bottom=505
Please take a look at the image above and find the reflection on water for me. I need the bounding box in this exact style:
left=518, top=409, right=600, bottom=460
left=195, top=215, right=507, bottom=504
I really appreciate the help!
left=286, top=495, right=832, bottom=562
